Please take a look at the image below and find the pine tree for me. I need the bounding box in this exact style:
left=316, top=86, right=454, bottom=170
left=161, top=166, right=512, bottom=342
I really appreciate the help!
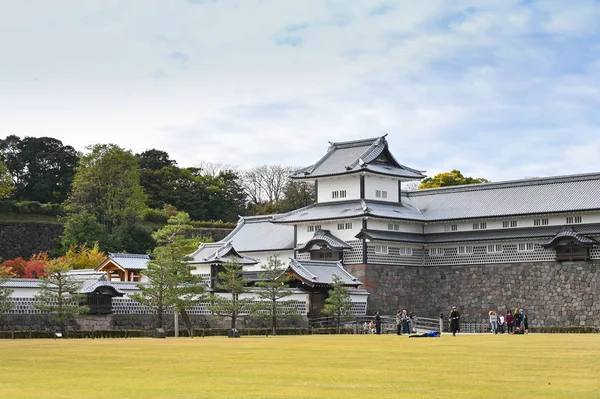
left=131, top=212, right=205, bottom=333
left=254, top=255, right=296, bottom=335
left=0, top=267, right=15, bottom=316
left=33, top=260, right=89, bottom=336
left=209, top=261, right=253, bottom=337
left=322, top=275, right=354, bottom=334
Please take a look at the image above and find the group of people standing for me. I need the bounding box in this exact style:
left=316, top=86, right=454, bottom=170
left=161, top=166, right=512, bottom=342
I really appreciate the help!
left=490, top=308, right=529, bottom=334
left=395, top=309, right=412, bottom=335
left=449, top=306, right=529, bottom=336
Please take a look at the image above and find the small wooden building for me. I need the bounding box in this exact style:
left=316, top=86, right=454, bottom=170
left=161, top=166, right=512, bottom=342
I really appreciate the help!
left=95, top=253, right=150, bottom=282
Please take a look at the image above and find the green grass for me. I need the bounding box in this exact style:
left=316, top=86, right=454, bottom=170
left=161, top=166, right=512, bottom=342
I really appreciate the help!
left=0, top=334, right=598, bottom=399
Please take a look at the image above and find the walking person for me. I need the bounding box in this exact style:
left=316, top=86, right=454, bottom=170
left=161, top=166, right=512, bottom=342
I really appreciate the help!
left=505, top=310, right=514, bottom=334
left=375, top=311, right=382, bottom=335
left=395, top=309, right=402, bottom=335
left=489, top=311, right=498, bottom=334
left=498, top=313, right=505, bottom=334
left=449, top=306, right=460, bottom=336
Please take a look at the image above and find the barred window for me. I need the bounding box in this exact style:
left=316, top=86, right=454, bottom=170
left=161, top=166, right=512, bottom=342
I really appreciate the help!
left=503, top=220, right=518, bottom=228
left=473, top=223, right=487, bottom=230
left=487, top=244, right=503, bottom=253
left=430, top=247, right=444, bottom=256
left=458, top=246, right=473, bottom=255
left=517, top=243, right=535, bottom=252
left=566, top=216, right=582, bottom=224
left=444, top=224, right=458, bottom=232
left=374, top=245, right=388, bottom=254
left=388, top=223, right=400, bottom=231
left=534, top=218, right=548, bottom=226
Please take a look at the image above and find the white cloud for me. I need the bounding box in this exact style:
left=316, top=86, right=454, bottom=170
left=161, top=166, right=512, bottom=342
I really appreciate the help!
left=1, top=0, right=600, bottom=181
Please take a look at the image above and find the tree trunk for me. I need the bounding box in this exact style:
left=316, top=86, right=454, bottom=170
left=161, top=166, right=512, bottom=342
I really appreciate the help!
left=180, top=309, right=194, bottom=338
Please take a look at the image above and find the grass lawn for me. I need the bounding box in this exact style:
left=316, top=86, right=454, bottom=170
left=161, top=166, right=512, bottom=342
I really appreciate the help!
left=0, top=334, right=598, bottom=399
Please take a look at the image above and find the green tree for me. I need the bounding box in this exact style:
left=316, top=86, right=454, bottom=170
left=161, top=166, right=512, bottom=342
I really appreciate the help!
left=418, top=170, right=489, bottom=189
left=59, top=212, right=111, bottom=253
left=0, top=135, right=78, bottom=203
left=0, top=266, right=15, bottom=316
left=254, top=255, right=296, bottom=335
left=62, top=144, right=148, bottom=253
left=131, top=212, right=205, bottom=332
left=0, top=159, right=15, bottom=199
left=209, top=261, right=253, bottom=336
left=33, top=260, right=89, bottom=336
left=322, top=275, right=354, bottom=334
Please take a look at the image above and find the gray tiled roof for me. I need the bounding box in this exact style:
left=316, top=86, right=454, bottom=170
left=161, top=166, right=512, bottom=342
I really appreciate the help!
left=406, top=173, right=600, bottom=221
left=273, top=199, right=425, bottom=223
left=0, top=279, right=42, bottom=288
left=106, top=253, right=150, bottom=270
left=79, top=280, right=125, bottom=296
left=288, top=259, right=361, bottom=286
left=357, top=224, right=600, bottom=244
left=189, top=241, right=258, bottom=265
left=221, top=215, right=295, bottom=252
left=296, top=229, right=352, bottom=251
left=291, top=136, right=425, bottom=180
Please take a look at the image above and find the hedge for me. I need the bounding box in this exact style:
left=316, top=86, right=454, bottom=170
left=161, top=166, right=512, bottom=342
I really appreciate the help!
left=528, top=326, right=599, bottom=334
left=0, top=200, right=63, bottom=217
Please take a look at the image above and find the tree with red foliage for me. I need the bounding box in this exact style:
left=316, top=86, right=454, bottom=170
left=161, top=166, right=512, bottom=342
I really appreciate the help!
left=1, top=253, right=49, bottom=278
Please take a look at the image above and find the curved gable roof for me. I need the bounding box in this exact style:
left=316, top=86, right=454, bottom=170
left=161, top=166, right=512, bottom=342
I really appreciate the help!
left=292, top=136, right=425, bottom=180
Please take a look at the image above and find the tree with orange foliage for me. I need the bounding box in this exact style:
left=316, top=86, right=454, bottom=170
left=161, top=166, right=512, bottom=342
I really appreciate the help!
left=1, top=257, right=27, bottom=278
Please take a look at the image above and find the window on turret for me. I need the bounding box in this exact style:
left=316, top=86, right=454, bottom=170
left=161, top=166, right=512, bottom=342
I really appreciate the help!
left=307, top=225, right=322, bottom=232
left=337, top=222, right=352, bottom=230
left=502, top=220, right=518, bottom=228
left=332, top=190, right=347, bottom=199
left=375, top=190, right=387, bottom=199
left=566, top=216, right=582, bottom=224
left=473, top=222, right=487, bottom=230
left=388, top=223, right=400, bottom=231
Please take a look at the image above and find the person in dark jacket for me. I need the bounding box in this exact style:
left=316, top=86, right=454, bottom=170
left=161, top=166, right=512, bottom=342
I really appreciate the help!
left=450, top=306, right=460, bottom=336
left=513, top=308, right=522, bottom=332
left=395, top=309, right=402, bottom=335
left=375, top=311, right=382, bottom=335
left=505, top=310, right=514, bottom=334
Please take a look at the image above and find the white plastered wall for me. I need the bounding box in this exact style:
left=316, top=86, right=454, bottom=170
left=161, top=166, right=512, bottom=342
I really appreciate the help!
left=367, top=219, right=423, bottom=233
left=364, top=174, right=399, bottom=202
left=423, top=211, right=600, bottom=234
left=317, top=175, right=360, bottom=203
left=296, top=219, right=361, bottom=245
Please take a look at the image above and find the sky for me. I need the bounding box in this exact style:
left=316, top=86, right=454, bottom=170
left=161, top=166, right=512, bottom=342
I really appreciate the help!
left=2, top=0, right=600, bottom=182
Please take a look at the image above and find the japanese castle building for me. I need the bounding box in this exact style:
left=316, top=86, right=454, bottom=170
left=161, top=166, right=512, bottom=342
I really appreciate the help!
left=3, top=135, right=599, bottom=328
left=220, top=135, right=600, bottom=327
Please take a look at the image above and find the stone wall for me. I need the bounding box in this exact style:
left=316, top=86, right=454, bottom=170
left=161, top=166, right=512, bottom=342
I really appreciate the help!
left=0, top=222, right=64, bottom=260
left=0, top=313, right=308, bottom=331
left=357, top=261, right=600, bottom=327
